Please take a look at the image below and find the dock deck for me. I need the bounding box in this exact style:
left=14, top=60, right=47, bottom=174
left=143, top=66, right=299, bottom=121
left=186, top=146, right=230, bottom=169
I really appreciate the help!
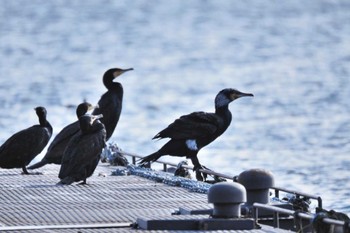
left=0, top=164, right=289, bottom=232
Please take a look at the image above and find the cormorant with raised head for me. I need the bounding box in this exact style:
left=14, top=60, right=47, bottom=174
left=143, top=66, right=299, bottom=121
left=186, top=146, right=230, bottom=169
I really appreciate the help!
left=92, top=67, right=133, bottom=141
left=139, top=88, right=253, bottom=181
left=28, top=102, right=94, bottom=170
left=58, top=114, right=106, bottom=185
left=0, top=107, right=52, bottom=174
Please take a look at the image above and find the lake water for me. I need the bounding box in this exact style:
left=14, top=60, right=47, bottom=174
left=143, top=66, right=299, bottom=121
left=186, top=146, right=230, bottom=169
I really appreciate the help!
left=0, top=0, right=349, bottom=214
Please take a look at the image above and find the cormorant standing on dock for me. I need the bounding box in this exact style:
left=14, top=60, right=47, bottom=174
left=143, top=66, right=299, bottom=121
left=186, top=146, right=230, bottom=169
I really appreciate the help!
left=28, top=102, right=94, bottom=170
left=58, top=114, right=106, bottom=185
left=92, top=67, right=133, bottom=141
left=139, top=88, right=253, bottom=181
left=0, top=107, right=52, bottom=174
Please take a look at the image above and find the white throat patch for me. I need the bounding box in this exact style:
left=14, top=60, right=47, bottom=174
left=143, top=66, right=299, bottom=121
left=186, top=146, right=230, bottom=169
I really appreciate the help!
left=186, top=139, right=198, bottom=151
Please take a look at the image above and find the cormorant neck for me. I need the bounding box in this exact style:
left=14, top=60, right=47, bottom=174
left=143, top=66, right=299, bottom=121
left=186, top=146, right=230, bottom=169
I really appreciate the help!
left=215, top=104, right=229, bottom=115
left=81, top=120, right=104, bottom=134
left=103, top=76, right=122, bottom=90
left=103, top=80, right=124, bottom=100
left=80, top=125, right=89, bottom=134
left=39, top=116, right=53, bottom=134
left=76, top=108, right=87, bottom=118
left=215, top=104, right=232, bottom=127
left=92, top=121, right=105, bottom=132
left=38, top=115, right=47, bottom=126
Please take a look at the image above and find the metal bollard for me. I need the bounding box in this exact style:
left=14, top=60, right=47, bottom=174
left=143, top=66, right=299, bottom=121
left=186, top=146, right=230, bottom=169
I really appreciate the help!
left=236, top=168, right=275, bottom=205
left=208, top=182, right=247, bottom=218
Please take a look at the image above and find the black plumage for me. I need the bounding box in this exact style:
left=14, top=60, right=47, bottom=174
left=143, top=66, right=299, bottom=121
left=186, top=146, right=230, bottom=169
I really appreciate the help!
left=92, top=67, right=133, bottom=141
left=139, top=88, right=253, bottom=181
left=0, top=107, right=52, bottom=174
left=28, top=102, right=94, bottom=170
left=58, top=114, right=106, bottom=185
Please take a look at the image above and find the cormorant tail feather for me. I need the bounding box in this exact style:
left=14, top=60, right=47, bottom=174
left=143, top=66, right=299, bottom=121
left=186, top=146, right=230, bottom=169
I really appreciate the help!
left=138, top=152, right=161, bottom=166
left=27, top=159, right=48, bottom=170
left=57, top=177, right=75, bottom=185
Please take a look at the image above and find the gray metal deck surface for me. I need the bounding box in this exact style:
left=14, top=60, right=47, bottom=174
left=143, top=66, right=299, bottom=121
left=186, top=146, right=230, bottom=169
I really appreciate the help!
left=0, top=164, right=288, bottom=232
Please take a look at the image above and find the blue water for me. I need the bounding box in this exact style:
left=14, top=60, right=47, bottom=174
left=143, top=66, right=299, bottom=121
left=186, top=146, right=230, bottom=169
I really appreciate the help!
left=0, top=0, right=349, bottom=214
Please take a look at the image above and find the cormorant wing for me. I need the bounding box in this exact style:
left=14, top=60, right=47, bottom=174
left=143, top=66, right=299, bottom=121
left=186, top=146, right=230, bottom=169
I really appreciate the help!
left=153, top=111, right=223, bottom=140
left=0, top=126, right=51, bottom=163
left=92, top=91, right=121, bottom=115
left=92, top=92, right=122, bottom=140
left=47, top=121, right=79, bottom=151
left=0, top=130, right=24, bottom=155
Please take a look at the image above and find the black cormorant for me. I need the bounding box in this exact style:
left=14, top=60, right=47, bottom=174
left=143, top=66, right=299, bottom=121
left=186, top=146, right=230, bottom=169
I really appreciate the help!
left=57, top=114, right=106, bottom=185
left=139, top=88, right=253, bottom=181
left=0, top=107, right=52, bottom=174
left=92, top=67, right=133, bottom=141
left=28, top=102, right=94, bottom=170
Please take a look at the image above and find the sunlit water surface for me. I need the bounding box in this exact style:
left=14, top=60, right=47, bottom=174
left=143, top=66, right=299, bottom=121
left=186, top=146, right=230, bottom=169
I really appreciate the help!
left=0, top=0, right=349, bottom=214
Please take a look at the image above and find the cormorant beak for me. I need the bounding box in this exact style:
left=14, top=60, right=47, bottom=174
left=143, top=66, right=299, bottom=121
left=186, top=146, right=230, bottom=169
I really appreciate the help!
left=240, top=92, right=254, bottom=97
left=122, top=68, right=134, bottom=72
left=93, top=104, right=99, bottom=111
left=90, top=114, right=103, bottom=124
left=113, top=68, right=134, bottom=78
left=93, top=114, right=103, bottom=120
left=231, top=91, right=254, bottom=100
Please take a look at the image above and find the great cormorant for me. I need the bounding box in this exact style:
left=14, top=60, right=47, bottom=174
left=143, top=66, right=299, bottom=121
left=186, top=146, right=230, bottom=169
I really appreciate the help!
left=0, top=107, right=52, bottom=174
left=139, top=88, right=253, bottom=181
left=92, top=67, right=133, bottom=141
left=28, top=102, right=94, bottom=170
left=57, top=114, right=106, bottom=185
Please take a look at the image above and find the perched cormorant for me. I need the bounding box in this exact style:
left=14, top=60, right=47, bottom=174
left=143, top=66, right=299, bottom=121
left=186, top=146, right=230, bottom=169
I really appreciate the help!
left=28, top=102, right=94, bottom=170
left=57, top=114, right=106, bottom=185
left=139, top=88, right=253, bottom=181
left=0, top=107, right=52, bottom=174
left=92, top=67, right=133, bottom=141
